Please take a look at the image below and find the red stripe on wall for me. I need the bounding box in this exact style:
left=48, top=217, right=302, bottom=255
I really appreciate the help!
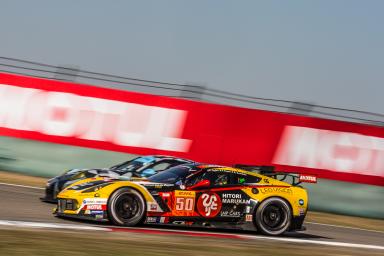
left=0, top=72, right=383, bottom=186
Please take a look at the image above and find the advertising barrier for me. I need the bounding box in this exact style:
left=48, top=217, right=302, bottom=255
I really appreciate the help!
left=0, top=72, right=383, bottom=186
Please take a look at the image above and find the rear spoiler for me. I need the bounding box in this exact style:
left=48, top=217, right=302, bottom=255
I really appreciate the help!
left=233, top=164, right=317, bottom=186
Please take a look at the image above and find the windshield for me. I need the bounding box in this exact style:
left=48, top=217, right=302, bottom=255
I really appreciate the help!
left=110, top=156, right=156, bottom=174
left=148, top=165, right=194, bottom=184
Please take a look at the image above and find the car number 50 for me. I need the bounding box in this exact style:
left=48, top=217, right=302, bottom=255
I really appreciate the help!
left=175, top=197, right=194, bottom=211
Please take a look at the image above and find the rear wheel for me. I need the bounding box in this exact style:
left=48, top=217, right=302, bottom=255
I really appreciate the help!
left=255, top=197, right=292, bottom=236
left=108, top=188, right=146, bottom=226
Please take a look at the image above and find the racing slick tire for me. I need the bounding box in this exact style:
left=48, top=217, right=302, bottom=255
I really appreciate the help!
left=108, top=187, right=146, bottom=226
left=255, top=197, right=292, bottom=236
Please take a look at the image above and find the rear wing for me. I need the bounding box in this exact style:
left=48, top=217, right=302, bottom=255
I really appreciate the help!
left=233, top=164, right=317, bottom=186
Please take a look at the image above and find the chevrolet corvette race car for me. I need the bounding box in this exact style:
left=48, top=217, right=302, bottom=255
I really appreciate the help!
left=42, top=155, right=193, bottom=202
left=55, top=164, right=309, bottom=235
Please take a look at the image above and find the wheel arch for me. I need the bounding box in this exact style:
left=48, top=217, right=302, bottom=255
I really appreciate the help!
left=107, top=185, right=148, bottom=209
left=107, top=186, right=148, bottom=226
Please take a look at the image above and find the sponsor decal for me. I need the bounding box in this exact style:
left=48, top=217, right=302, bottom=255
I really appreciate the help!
left=84, top=210, right=90, bottom=215
left=83, top=198, right=108, bottom=204
left=299, top=208, right=306, bottom=216
left=146, top=217, right=157, bottom=223
left=95, top=214, right=104, bottom=219
left=273, top=126, right=384, bottom=177
left=146, top=216, right=169, bottom=224
left=85, top=204, right=106, bottom=210
left=162, top=192, right=170, bottom=197
left=143, top=183, right=174, bottom=189
left=81, top=198, right=107, bottom=211
left=0, top=83, right=192, bottom=152
left=222, top=193, right=250, bottom=204
left=245, top=206, right=251, bottom=213
left=147, top=202, right=161, bottom=212
left=172, top=220, right=193, bottom=225
left=175, top=190, right=195, bottom=197
left=246, top=214, right=253, bottom=222
left=299, top=174, right=317, bottom=183
left=220, top=211, right=241, bottom=217
left=172, top=221, right=186, bottom=225
left=90, top=210, right=104, bottom=215
left=208, top=169, right=247, bottom=175
left=197, top=193, right=222, bottom=217
left=159, top=217, right=168, bottom=223
left=81, top=198, right=108, bottom=212
left=259, top=187, right=292, bottom=194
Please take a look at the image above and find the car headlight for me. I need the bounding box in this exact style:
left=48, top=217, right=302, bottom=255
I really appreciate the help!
left=81, top=183, right=112, bottom=193
left=62, top=179, right=78, bottom=189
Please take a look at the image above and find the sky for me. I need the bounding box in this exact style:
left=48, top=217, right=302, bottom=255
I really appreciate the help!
left=1, top=0, right=383, bottom=113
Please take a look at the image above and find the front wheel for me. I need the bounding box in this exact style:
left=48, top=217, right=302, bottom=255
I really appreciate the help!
left=254, top=197, right=292, bottom=236
left=108, top=188, right=146, bottom=226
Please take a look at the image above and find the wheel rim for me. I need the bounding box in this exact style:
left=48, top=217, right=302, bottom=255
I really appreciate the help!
left=115, top=194, right=141, bottom=221
left=261, top=203, right=287, bottom=231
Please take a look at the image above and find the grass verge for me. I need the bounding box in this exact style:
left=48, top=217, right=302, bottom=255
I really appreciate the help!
left=0, top=171, right=47, bottom=187
left=306, top=211, right=384, bottom=231
left=0, top=228, right=381, bottom=256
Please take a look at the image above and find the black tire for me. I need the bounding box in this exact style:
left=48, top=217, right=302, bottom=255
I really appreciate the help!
left=255, top=197, right=292, bottom=236
left=108, top=188, right=146, bottom=226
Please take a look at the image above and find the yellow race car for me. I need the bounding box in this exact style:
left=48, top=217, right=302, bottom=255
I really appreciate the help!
left=55, top=163, right=310, bottom=236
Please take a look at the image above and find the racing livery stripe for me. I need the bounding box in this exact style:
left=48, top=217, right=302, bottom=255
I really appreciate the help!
left=208, top=185, right=291, bottom=192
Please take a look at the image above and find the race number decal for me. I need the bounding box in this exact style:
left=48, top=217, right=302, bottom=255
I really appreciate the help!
left=197, top=193, right=222, bottom=217
left=173, top=191, right=195, bottom=215
left=175, top=197, right=194, bottom=211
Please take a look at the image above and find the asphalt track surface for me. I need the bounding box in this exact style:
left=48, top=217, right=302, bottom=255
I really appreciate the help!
left=1, top=183, right=383, bottom=250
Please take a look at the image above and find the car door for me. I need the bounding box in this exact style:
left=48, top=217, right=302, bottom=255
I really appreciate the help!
left=166, top=171, right=209, bottom=218
left=194, top=170, right=251, bottom=221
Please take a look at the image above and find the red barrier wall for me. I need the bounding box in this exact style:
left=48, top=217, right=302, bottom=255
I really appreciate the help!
left=0, top=72, right=383, bottom=186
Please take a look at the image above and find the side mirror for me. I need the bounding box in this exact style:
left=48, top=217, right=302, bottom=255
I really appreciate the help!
left=188, top=179, right=210, bottom=190
left=141, top=168, right=156, bottom=177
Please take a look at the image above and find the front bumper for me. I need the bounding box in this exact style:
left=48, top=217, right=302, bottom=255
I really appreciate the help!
left=56, top=211, right=109, bottom=222
left=54, top=197, right=109, bottom=222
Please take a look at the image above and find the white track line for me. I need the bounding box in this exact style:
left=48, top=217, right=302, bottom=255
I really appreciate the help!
left=108, top=225, right=384, bottom=250
left=0, top=220, right=109, bottom=231
left=1, top=220, right=381, bottom=250
left=0, top=182, right=44, bottom=190
left=241, top=234, right=384, bottom=250
left=306, top=221, right=384, bottom=234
